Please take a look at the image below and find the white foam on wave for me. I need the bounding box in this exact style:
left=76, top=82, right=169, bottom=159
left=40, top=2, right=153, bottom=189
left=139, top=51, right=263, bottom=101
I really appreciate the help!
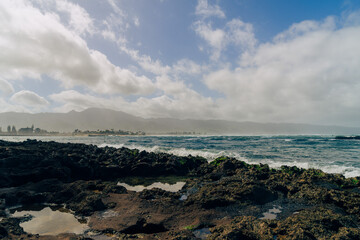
left=97, top=143, right=245, bottom=161
left=98, top=143, right=125, bottom=149
left=250, top=159, right=360, bottom=178
left=320, top=165, right=360, bottom=178
left=98, top=143, right=360, bottom=178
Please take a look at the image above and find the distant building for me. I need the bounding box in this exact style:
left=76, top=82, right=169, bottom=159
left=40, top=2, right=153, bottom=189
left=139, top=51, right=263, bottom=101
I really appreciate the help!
left=18, top=127, right=33, bottom=134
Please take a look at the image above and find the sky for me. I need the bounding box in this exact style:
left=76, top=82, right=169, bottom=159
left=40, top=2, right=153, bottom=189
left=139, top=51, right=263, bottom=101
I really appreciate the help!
left=1, top=0, right=360, bottom=127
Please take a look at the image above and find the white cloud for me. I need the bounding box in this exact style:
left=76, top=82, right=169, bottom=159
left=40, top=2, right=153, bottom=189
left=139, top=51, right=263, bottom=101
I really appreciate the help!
left=51, top=86, right=217, bottom=120
left=273, top=16, right=336, bottom=42
left=194, top=21, right=225, bottom=60
left=132, top=94, right=216, bottom=119
left=101, top=29, right=116, bottom=42
left=101, top=0, right=132, bottom=44
left=345, top=10, right=360, bottom=26
left=89, top=51, right=156, bottom=95
left=156, top=75, right=189, bottom=96
left=204, top=17, right=360, bottom=125
left=138, top=76, right=217, bottom=119
left=226, top=19, right=257, bottom=51
left=0, top=78, right=14, bottom=95
left=55, top=0, right=95, bottom=36
left=173, top=59, right=203, bottom=75
left=10, top=90, right=49, bottom=106
left=0, top=98, right=30, bottom=113
left=102, top=13, right=127, bottom=43
left=194, top=19, right=256, bottom=61
left=107, top=0, right=125, bottom=16
left=134, top=17, right=140, bottom=27
left=50, top=90, right=126, bottom=112
left=120, top=45, right=205, bottom=78
left=195, top=0, right=225, bottom=19
left=119, top=46, right=171, bottom=75
left=0, top=0, right=155, bottom=95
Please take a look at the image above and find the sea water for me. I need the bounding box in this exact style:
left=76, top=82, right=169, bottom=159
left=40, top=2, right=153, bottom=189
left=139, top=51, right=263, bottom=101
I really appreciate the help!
left=11, top=207, right=89, bottom=235
left=1, top=135, right=359, bottom=178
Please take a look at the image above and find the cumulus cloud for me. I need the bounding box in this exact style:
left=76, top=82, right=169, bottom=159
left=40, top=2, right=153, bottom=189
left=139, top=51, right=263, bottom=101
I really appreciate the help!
left=0, top=0, right=154, bottom=95
left=101, top=29, right=117, bottom=42
left=193, top=21, right=225, bottom=60
left=10, top=90, right=49, bottom=107
left=51, top=86, right=217, bottom=120
left=132, top=94, right=217, bottom=119
left=204, top=16, right=360, bottom=125
left=0, top=98, right=30, bottom=113
left=195, top=0, right=225, bottom=19
left=173, top=59, right=203, bottom=75
left=120, top=45, right=207, bottom=79
left=50, top=90, right=126, bottom=112
left=55, top=0, right=95, bottom=36
left=194, top=19, right=256, bottom=60
left=0, top=78, right=14, bottom=95
left=119, top=46, right=171, bottom=75
left=226, top=19, right=257, bottom=51
left=273, top=16, right=336, bottom=42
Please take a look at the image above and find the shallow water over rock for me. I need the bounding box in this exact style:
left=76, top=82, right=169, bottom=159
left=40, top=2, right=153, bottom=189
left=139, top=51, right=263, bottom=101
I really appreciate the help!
left=193, top=228, right=211, bottom=239
left=117, top=181, right=185, bottom=192
left=11, top=207, right=89, bottom=235
left=260, top=205, right=282, bottom=220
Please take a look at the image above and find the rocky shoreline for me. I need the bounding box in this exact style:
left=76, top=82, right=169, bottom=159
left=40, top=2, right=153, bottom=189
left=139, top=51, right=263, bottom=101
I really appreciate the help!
left=0, top=139, right=359, bottom=239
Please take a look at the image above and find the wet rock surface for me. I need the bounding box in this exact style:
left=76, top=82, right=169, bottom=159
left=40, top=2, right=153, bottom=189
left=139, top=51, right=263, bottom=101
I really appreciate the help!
left=0, top=140, right=359, bottom=239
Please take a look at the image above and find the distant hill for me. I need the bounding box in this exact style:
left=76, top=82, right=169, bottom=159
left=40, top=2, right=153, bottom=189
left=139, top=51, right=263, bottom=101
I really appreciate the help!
left=0, top=108, right=359, bottom=135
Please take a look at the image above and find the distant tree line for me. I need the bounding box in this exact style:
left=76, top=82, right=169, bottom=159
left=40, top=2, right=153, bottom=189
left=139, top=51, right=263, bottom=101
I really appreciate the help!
left=0, top=125, right=145, bottom=136
left=167, top=131, right=199, bottom=135
left=73, top=129, right=146, bottom=136
left=0, top=124, right=55, bottom=135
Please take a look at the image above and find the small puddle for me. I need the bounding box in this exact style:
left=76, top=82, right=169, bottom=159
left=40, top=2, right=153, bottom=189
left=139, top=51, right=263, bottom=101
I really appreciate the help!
left=84, top=231, right=114, bottom=240
left=260, top=206, right=282, bottom=220
left=193, top=228, right=211, bottom=239
left=179, top=194, right=188, bottom=201
left=97, top=209, right=119, bottom=218
left=117, top=181, right=185, bottom=192
left=11, top=207, right=89, bottom=235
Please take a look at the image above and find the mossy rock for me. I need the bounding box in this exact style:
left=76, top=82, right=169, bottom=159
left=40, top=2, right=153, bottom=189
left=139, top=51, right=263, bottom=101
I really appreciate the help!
left=184, top=225, right=197, bottom=231
left=210, top=156, right=230, bottom=166
left=281, top=165, right=303, bottom=176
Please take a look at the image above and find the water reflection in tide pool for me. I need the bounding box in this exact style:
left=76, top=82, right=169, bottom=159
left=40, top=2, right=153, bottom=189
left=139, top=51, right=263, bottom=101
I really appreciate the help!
left=12, top=207, right=89, bottom=235
left=260, top=206, right=282, bottom=220
left=193, top=228, right=211, bottom=239
left=117, top=181, right=185, bottom=192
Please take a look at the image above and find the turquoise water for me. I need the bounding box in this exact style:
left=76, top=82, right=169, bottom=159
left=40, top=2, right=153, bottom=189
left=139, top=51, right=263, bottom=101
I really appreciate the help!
left=1, top=135, right=359, bottom=178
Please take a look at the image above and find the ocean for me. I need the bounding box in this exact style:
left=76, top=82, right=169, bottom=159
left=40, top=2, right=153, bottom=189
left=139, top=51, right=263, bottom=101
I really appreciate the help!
left=1, top=135, right=359, bottom=178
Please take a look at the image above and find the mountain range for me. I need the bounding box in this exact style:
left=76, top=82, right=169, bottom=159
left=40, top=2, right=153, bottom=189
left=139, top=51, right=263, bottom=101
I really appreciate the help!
left=0, top=108, right=359, bottom=135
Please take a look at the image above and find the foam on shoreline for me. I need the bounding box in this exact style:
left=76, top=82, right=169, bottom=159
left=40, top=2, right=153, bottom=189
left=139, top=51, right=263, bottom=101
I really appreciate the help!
left=98, top=143, right=360, bottom=178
